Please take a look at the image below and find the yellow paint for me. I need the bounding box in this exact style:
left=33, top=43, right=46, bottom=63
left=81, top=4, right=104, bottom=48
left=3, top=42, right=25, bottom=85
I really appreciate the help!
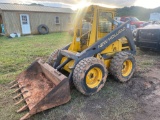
left=101, top=40, right=122, bottom=54
left=104, top=59, right=111, bottom=68
left=61, top=57, right=74, bottom=73
left=86, top=67, right=103, bottom=88
left=88, top=6, right=98, bottom=46
left=122, top=60, right=133, bottom=77
left=96, top=53, right=105, bottom=63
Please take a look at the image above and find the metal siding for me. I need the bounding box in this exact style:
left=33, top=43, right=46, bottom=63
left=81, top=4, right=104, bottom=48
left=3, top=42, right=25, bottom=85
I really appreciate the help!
left=29, top=12, right=72, bottom=34
left=3, top=11, right=73, bottom=35
left=3, top=11, right=21, bottom=35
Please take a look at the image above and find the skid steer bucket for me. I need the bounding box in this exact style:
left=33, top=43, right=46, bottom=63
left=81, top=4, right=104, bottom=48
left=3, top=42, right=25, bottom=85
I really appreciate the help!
left=10, top=59, right=71, bottom=120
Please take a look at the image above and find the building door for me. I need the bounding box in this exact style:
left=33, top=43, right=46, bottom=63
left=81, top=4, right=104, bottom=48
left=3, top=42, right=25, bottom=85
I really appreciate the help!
left=20, top=14, right=31, bottom=34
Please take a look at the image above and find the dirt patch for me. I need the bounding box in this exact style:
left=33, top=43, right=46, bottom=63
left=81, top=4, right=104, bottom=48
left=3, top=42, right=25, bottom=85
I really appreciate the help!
left=123, top=51, right=160, bottom=120
left=136, top=67, right=160, bottom=120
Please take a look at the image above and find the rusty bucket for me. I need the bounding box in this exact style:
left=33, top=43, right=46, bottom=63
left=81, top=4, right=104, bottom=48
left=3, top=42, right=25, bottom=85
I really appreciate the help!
left=10, top=59, right=71, bottom=120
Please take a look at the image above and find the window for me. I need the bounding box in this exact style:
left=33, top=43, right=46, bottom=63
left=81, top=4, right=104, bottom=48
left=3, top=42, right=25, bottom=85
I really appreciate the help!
left=99, top=12, right=112, bottom=33
left=76, top=12, right=93, bottom=37
left=55, top=16, right=60, bottom=24
left=22, top=15, right=28, bottom=24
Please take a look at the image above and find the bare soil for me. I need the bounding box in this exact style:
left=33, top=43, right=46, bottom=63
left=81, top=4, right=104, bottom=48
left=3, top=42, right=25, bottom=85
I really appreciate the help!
left=125, top=50, right=160, bottom=120
left=133, top=60, right=160, bottom=119
left=1, top=49, right=160, bottom=120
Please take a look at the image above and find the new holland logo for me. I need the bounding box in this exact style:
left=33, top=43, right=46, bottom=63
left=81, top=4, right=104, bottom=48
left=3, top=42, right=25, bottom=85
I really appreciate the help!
left=98, top=27, right=126, bottom=48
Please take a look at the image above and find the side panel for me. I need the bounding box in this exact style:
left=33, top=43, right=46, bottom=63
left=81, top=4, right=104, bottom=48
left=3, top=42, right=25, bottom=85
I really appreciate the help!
left=100, top=40, right=122, bottom=54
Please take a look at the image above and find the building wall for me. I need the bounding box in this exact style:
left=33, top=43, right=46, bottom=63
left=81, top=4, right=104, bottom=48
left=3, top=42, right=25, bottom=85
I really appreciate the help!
left=3, top=11, right=73, bottom=36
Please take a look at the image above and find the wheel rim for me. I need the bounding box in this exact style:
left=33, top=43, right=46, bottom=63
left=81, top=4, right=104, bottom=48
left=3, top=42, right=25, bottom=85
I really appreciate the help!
left=86, top=67, right=103, bottom=88
left=122, top=60, right=133, bottom=77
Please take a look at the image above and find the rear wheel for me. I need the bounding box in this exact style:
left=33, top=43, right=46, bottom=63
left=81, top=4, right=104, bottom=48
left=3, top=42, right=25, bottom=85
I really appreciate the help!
left=73, top=57, right=107, bottom=96
left=46, top=50, right=59, bottom=66
left=109, top=51, right=136, bottom=82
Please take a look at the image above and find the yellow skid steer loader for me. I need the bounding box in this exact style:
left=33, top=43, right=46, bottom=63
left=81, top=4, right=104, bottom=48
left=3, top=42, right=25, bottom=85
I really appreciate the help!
left=10, top=5, right=136, bottom=120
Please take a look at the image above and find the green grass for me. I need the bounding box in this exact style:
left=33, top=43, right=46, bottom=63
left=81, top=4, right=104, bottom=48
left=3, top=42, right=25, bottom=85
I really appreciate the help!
left=0, top=33, right=72, bottom=84
left=0, top=33, right=72, bottom=120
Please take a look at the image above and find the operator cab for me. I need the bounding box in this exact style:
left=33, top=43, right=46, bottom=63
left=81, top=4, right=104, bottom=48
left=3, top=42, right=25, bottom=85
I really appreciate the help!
left=72, top=5, right=116, bottom=51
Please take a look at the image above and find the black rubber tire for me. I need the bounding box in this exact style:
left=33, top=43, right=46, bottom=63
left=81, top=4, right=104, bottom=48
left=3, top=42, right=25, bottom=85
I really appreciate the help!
left=109, top=51, right=136, bottom=82
left=73, top=57, right=107, bottom=96
left=46, top=50, right=59, bottom=66
left=38, top=24, right=49, bottom=34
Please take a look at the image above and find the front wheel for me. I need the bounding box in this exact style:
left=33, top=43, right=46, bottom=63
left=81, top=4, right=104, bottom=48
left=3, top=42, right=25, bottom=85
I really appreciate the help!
left=109, top=52, right=136, bottom=82
left=73, top=57, right=108, bottom=96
